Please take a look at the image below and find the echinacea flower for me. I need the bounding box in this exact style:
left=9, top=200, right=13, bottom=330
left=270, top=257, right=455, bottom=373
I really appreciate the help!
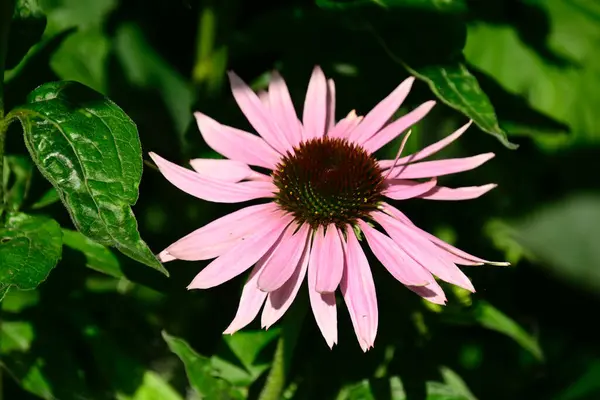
left=151, top=66, right=508, bottom=351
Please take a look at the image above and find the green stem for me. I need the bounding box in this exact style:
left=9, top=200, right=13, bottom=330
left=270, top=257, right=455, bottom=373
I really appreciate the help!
left=258, top=296, right=308, bottom=400
left=0, top=0, right=16, bottom=222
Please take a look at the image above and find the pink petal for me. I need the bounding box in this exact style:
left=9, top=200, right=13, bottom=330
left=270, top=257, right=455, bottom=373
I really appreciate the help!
left=223, top=263, right=268, bottom=334
left=384, top=178, right=438, bottom=200
left=408, top=279, right=447, bottom=305
left=195, top=112, right=281, bottom=170
left=312, top=225, right=344, bottom=293
left=326, top=79, right=336, bottom=132
left=163, top=203, right=278, bottom=261
left=362, top=100, right=435, bottom=153
left=258, top=223, right=310, bottom=292
left=373, top=212, right=475, bottom=292
left=379, top=120, right=473, bottom=168
left=261, top=239, right=310, bottom=329
left=357, top=220, right=431, bottom=286
left=419, top=184, right=497, bottom=200
left=269, top=71, right=303, bottom=147
left=328, top=110, right=362, bottom=139
left=386, top=153, right=495, bottom=179
left=149, top=152, right=276, bottom=203
left=189, top=158, right=267, bottom=182
left=381, top=202, right=509, bottom=266
left=308, top=241, right=338, bottom=348
left=228, top=71, right=290, bottom=153
left=348, top=77, right=415, bottom=144
left=187, top=213, right=293, bottom=289
left=258, top=90, right=270, bottom=107
left=158, top=249, right=176, bottom=262
left=303, top=66, right=328, bottom=140
left=341, top=228, right=378, bottom=352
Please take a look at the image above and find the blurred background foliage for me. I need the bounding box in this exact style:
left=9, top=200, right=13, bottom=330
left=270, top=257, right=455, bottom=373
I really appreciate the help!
left=1, top=0, right=600, bottom=399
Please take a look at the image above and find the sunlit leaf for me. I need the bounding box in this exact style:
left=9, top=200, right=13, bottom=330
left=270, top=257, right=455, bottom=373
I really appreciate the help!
left=9, top=81, right=167, bottom=275
left=162, top=331, right=243, bottom=399
left=338, top=379, right=376, bottom=400
left=62, top=228, right=123, bottom=278
left=438, top=367, right=477, bottom=400
left=116, top=371, right=183, bottom=400
left=0, top=320, right=34, bottom=353
left=31, top=187, right=60, bottom=209
left=0, top=213, right=62, bottom=301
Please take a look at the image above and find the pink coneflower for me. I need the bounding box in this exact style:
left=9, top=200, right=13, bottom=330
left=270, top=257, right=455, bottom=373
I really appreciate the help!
left=151, top=66, right=507, bottom=351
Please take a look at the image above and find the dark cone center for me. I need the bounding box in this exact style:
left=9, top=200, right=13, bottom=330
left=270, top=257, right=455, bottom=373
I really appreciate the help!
left=273, top=137, right=385, bottom=228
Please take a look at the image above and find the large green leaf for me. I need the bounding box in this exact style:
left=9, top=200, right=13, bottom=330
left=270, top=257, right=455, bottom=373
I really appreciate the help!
left=62, top=228, right=123, bottom=278
left=162, top=331, right=243, bottom=399
left=8, top=81, right=167, bottom=275
left=0, top=213, right=62, bottom=300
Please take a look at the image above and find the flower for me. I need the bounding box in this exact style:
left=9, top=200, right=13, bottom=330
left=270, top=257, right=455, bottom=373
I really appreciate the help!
left=150, top=66, right=508, bottom=351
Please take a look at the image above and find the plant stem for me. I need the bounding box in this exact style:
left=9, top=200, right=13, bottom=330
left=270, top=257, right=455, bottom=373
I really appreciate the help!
left=0, top=0, right=16, bottom=222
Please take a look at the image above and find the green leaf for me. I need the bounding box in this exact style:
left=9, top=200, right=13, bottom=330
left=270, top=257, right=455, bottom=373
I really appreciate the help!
left=211, top=329, right=280, bottom=387
left=437, top=367, right=477, bottom=400
left=9, top=81, right=167, bottom=275
left=316, top=0, right=467, bottom=12
left=472, top=301, right=543, bottom=361
left=338, top=380, right=376, bottom=400
left=0, top=213, right=62, bottom=301
left=3, top=155, right=33, bottom=212
left=426, top=381, right=471, bottom=400
left=31, top=187, right=60, bottom=209
left=116, top=371, right=183, bottom=400
left=464, top=0, right=600, bottom=148
left=5, top=0, right=46, bottom=70
left=162, top=331, right=243, bottom=399
left=0, top=320, right=34, bottom=353
left=62, top=228, right=123, bottom=278
left=510, top=195, right=600, bottom=294
left=389, top=376, right=407, bottom=400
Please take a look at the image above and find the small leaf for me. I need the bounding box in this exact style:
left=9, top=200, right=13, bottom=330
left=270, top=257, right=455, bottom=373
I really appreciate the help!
left=438, top=367, right=477, bottom=400
left=403, top=60, right=517, bottom=149
left=472, top=301, right=543, bottom=361
left=0, top=213, right=62, bottom=301
left=5, top=0, right=46, bottom=70
left=426, top=381, right=471, bottom=400
left=9, top=81, right=167, bottom=275
left=162, top=331, right=243, bottom=399
left=338, top=380, right=376, bottom=400
left=62, top=229, right=123, bottom=278
left=116, top=371, right=183, bottom=400
left=3, top=155, right=34, bottom=212
left=0, top=320, right=34, bottom=353
left=316, top=0, right=467, bottom=13
left=31, top=188, right=60, bottom=209
left=389, top=376, right=407, bottom=400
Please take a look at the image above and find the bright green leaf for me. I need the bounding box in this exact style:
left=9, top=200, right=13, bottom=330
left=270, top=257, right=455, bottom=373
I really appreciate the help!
left=0, top=320, right=34, bottom=353
left=389, top=376, right=407, bottom=400
left=473, top=301, right=543, bottom=361
left=426, top=381, right=471, bottom=400
left=9, top=81, right=167, bottom=275
left=438, top=367, right=477, bottom=400
left=0, top=213, right=62, bottom=301
left=338, top=380, right=376, bottom=400
left=62, top=228, right=123, bottom=278
left=116, top=371, right=183, bottom=400
left=162, top=331, right=243, bottom=399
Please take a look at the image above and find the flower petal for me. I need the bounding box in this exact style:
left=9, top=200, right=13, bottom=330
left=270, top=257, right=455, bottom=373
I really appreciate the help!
left=269, top=71, right=303, bottom=147
left=303, top=66, right=328, bottom=140
left=341, top=228, right=378, bottom=352
left=378, top=120, right=473, bottom=168
left=195, top=112, right=281, bottom=169
left=386, top=153, right=495, bottom=179
left=357, top=220, right=431, bottom=286
left=187, top=212, right=293, bottom=289
left=384, top=178, right=438, bottom=200
left=308, top=241, right=338, bottom=348
left=326, top=79, right=336, bottom=132
left=258, top=223, right=310, bottom=292
left=158, top=249, right=176, bottom=262
left=408, top=280, right=447, bottom=305
left=328, top=110, right=362, bottom=139
left=189, top=158, right=267, bottom=182
left=228, top=71, right=290, bottom=153
left=150, top=152, right=276, bottom=203
left=419, top=184, right=497, bottom=200
left=362, top=100, right=435, bottom=153
left=261, top=238, right=310, bottom=329
left=381, top=202, right=509, bottom=266
left=223, top=263, right=268, bottom=334
left=373, top=212, right=475, bottom=292
left=163, top=203, right=278, bottom=261
left=348, top=77, right=415, bottom=144
left=310, top=225, right=344, bottom=293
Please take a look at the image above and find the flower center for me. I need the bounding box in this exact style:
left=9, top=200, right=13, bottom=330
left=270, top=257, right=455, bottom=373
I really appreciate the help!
left=272, top=137, right=385, bottom=228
